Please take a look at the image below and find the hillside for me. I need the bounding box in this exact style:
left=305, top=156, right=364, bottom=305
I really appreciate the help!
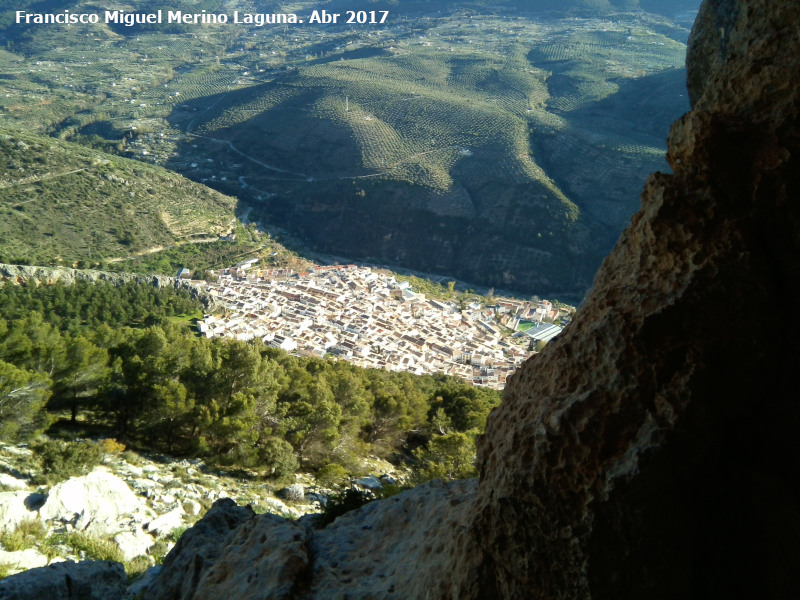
left=163, top=7, right=690, bottom=296
left=0, top=129, right=287, bottom=273
left=0, top=0, right=695, bottom=297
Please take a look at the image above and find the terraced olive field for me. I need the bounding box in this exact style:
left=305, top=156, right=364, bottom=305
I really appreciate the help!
left=0, top=129, right=238, bottom=267
left=0, top=0, right=697, bottom=296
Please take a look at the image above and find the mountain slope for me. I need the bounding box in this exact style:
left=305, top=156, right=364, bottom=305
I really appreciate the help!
left=0, top=0, right=695, bottom=295
left=0, top=129, right=237, bottom=266
left=162, top=8, right=689, bottom=295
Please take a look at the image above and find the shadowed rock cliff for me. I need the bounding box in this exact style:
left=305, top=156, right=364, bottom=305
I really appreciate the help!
left=457, top=0, right=800, bottom=596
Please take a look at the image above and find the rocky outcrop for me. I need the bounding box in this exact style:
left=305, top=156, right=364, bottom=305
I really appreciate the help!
left=145, top=499, right=311, bottom=600
left=0, top=448, right=325, bottom=578
left=0, top=263, right=215, bottom=309
left=304, top=479, right=475, bottom=600
left=153, top=504, right=308, bottom=600
left=0, top=560, right=126, bottom=600
left=456, top=0, right=800, bottom=597
left=146, top=481, right=475, bottom=600
left=39, top=469, right=152, bottom=537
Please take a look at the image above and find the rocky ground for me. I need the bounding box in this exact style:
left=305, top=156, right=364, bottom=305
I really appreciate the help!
left=0, top=441, right=398, bottom=595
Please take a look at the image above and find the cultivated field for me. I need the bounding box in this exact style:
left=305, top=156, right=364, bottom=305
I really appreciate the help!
left=0, top=0, right=694, bottom=295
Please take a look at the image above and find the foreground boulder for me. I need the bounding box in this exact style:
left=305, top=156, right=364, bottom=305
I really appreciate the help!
left=147, top=482, right=475, bottom=600
left=38, top=469, right=150, bottom=536
left=0, top=560, right=126, bottom=600
left=147, top=499, right=308, bottom=600
left=453, top=0, right=800, bottom=597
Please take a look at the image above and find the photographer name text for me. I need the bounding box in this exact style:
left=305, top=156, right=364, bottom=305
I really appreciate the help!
left=14, top=9, right=389, bottom=27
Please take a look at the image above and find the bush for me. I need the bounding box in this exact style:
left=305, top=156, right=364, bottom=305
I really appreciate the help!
left=32, top=439, right=104, bottom=484
left=411, top=432, right=478, bottom=483
left=315, top=463, right=348, bottom=488
left=168, top=526, right=188, bottom=543
left=53, top=531, right=124, bottom=563
left=121, top=450, right=143, bottom=466
left=124, top=555, right=151, bottom=581
left=257, top=437, right=298, bottom=480
left=98, top=438, right=126, bottom=456
left=0, top=519, right=47, bottom=551
left=148, top=539, right=171, bottom=564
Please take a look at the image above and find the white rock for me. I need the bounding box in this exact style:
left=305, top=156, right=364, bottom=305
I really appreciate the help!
left=0, top=548, right=49, bottom=572
left=132, top=478, right=157, bottom=490
left=0, top=473, right=28, bottom=490
left=146, top=506, right=184, bottom=538
left=123, top=464, right=144, bottom=477
left=39, top=468, right=148, bottom=536
left=161, top=494, right=176, bottom=504
left=184, top=500, right=202, bottom=516
left=263, top=497, right=301, bottom=519
left=114, top=529, right=155, bottom=562
left=0, top=491, right=40, bottom=533
left=130, top=506, right=158, bottom=524
left=0, top=446, right=32, bottom=458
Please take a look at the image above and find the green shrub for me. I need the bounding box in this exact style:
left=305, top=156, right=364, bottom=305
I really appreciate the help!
left=124, top=555, right=151, bottom=581
left=257, top=437, right=298, bottom=480
left=315, top=463, right=348, bottom=488
left=148, top=539, right=171, bottom=564
left=31, top=439, right=104, bottom=484
left=121, top=450, right=143, bottom=466
left=168, top=526, right=188, bottom=543
left=53, top=531, right=124, bottom=563
left=0, top=519, right=47, bottom=551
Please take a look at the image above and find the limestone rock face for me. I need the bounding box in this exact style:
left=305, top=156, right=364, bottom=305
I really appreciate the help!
left=306, top=479, right=476, bottom=600
left=456, top=0, right=800, bottom=597
left=147, top=499, right=308, bottom=600
left=39, top=469, right=149, bottom=536
left=148, top=482, right=475, bottom=600
left=0, top=560, right=126, bottom=600
left=0, top=263, right=213, bottom=309
left=0, top=492, right=40, bottom=534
